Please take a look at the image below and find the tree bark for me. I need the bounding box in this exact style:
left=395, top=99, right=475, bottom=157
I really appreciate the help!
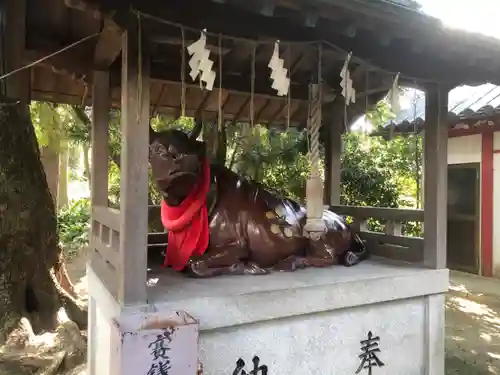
left=0, top=99, right=84, bottom=343
left=82, top=143, right=91, bottom=189
left=58, top=142, right=69, bottom=210
left=40, top=140, right=60, bottom=205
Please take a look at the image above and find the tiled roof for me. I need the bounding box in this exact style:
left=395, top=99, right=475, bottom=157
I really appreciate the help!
left=384, top=0, right=423, bottom=11
left=381, top=84, right=500, bottom=134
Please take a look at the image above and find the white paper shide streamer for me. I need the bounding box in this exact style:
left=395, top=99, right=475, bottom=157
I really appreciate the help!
left=268, top=41, right=290, bottom=97
left=387, top=72, right=401, bottom=113
left=187, top=29, right=216, bottom=91
left=340, top=52, right=355, bottom=105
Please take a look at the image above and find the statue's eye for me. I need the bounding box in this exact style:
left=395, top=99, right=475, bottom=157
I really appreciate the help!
left=158, top=145, right=169, bottom=159
left=168, top=145, right=179, bottom=158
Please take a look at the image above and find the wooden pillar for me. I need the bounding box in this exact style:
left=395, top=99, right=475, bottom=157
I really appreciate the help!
left=423, top=84, right=449, bottom=270
left=481, top=131, right=494, bottom=277
left=91, top=71, right=110, bottom=206
left=324, top=117, right=342, bottom=205
left=423, top=84, right=449, bottom=375
left=118, top=17, right=150, bottom=305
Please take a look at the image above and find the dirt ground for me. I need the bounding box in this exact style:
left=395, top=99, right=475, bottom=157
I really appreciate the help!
left=65, top=254, right=500, bottom=374
left=446, top=271, right=500, bottom=375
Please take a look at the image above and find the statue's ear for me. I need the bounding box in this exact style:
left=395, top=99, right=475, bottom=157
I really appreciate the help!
left=188, top=119, right=203, bottom=140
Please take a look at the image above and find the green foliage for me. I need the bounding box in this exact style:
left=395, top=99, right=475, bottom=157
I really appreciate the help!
left=341, top=132, right=400, bottom=208
left=341, top=131, right=424, bottom=235
left=57, top=198, right=91, bottom=257
left=31, top=102, right=82, bottom=149
left=365, top=101, right=395, bottom=128
left=225, top=122, right=404, bottom=210
left=228, top=125, right=309, bottom=201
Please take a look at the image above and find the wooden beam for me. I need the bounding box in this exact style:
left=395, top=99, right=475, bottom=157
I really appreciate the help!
left=355, top=86, right=390, bottom=101
left=255, top=99, right=272, bottom=123
left=94, top=17, right=124, bottom=69
left=423, top=83, right=449, bottom=270
left=149, top=35, right=233, bottom=55
left=24, top=43, right=310, bottom=101
left=150, top=62, right=309, bottom=100
left=118, top=16, right=150, bottom=305
left=268, top=100, right=288, bottom=125
left=221, top=93, right=232, bottom=112
left=231, top=96, right=252, bottom=125
left=196, top=91, right=213, bottom=119
left=22, top=33, right=94, bottom=82
left=289, top=51, right=308, bottom=74
left=23, top=48, right=91, bottom=84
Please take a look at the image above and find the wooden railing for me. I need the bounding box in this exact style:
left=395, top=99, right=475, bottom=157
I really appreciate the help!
left=89, top=205, right=167, bottom=297
left=89, top=205, right=121, bottom=295
left=330, top=205, right=425, bottom=263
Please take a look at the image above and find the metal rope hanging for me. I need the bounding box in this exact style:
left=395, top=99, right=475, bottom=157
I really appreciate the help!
left=304, top=42, right=326, bottom=237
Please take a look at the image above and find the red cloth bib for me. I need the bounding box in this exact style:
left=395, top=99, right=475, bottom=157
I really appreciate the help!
left=160, top=160, right=210, bottom=270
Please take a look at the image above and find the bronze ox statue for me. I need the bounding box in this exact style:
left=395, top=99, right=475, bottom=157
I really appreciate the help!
left=148, top=124, right=368, bottom=278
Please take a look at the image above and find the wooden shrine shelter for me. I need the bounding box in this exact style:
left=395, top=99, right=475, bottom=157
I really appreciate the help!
left=372, top=86, right=500, bottom=278
left=4, top=0, right=500, bottom=374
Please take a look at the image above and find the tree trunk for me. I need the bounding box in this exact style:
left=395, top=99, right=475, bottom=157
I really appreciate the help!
left=82, top=144, right=91, bottom=189
left=58, top=142, right=69, bottom=210
left=40, top=139, right=60, bottom=205
left=0, top=99, right=84, bottom=343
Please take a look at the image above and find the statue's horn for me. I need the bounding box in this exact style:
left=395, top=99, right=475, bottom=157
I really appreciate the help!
left=188, top=118, right=203, bottom=140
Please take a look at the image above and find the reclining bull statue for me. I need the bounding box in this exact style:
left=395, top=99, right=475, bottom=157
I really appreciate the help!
left=148, top=123, right=368, bottom=278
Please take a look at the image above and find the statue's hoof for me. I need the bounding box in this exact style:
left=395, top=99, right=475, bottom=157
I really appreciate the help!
left=272, top=256, right=307, bottom=272
left=243, top=262, right=269, bottom=275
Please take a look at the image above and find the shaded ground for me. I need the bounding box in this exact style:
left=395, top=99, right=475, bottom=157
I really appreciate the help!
left=65, top=254, right=500, bottom=374
left=446, top=271, right=500, bottom=375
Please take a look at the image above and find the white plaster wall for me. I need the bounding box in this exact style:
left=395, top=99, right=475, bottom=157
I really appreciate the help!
left=87, top=266, right=122, bottom=375
left=447, top=134, right=482, bottom=165
left=199, top=298, right=427, bottom=375
left=94, top=301, right=112, bottom=375
left=493, top=132, right=500, bottom=277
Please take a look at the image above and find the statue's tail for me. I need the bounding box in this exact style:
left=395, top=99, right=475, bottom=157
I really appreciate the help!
left=341, top=233, right=369, bottom=267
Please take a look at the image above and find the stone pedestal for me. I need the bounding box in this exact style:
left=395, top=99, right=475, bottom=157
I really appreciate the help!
left=87, top=257, right=448, bottom=375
